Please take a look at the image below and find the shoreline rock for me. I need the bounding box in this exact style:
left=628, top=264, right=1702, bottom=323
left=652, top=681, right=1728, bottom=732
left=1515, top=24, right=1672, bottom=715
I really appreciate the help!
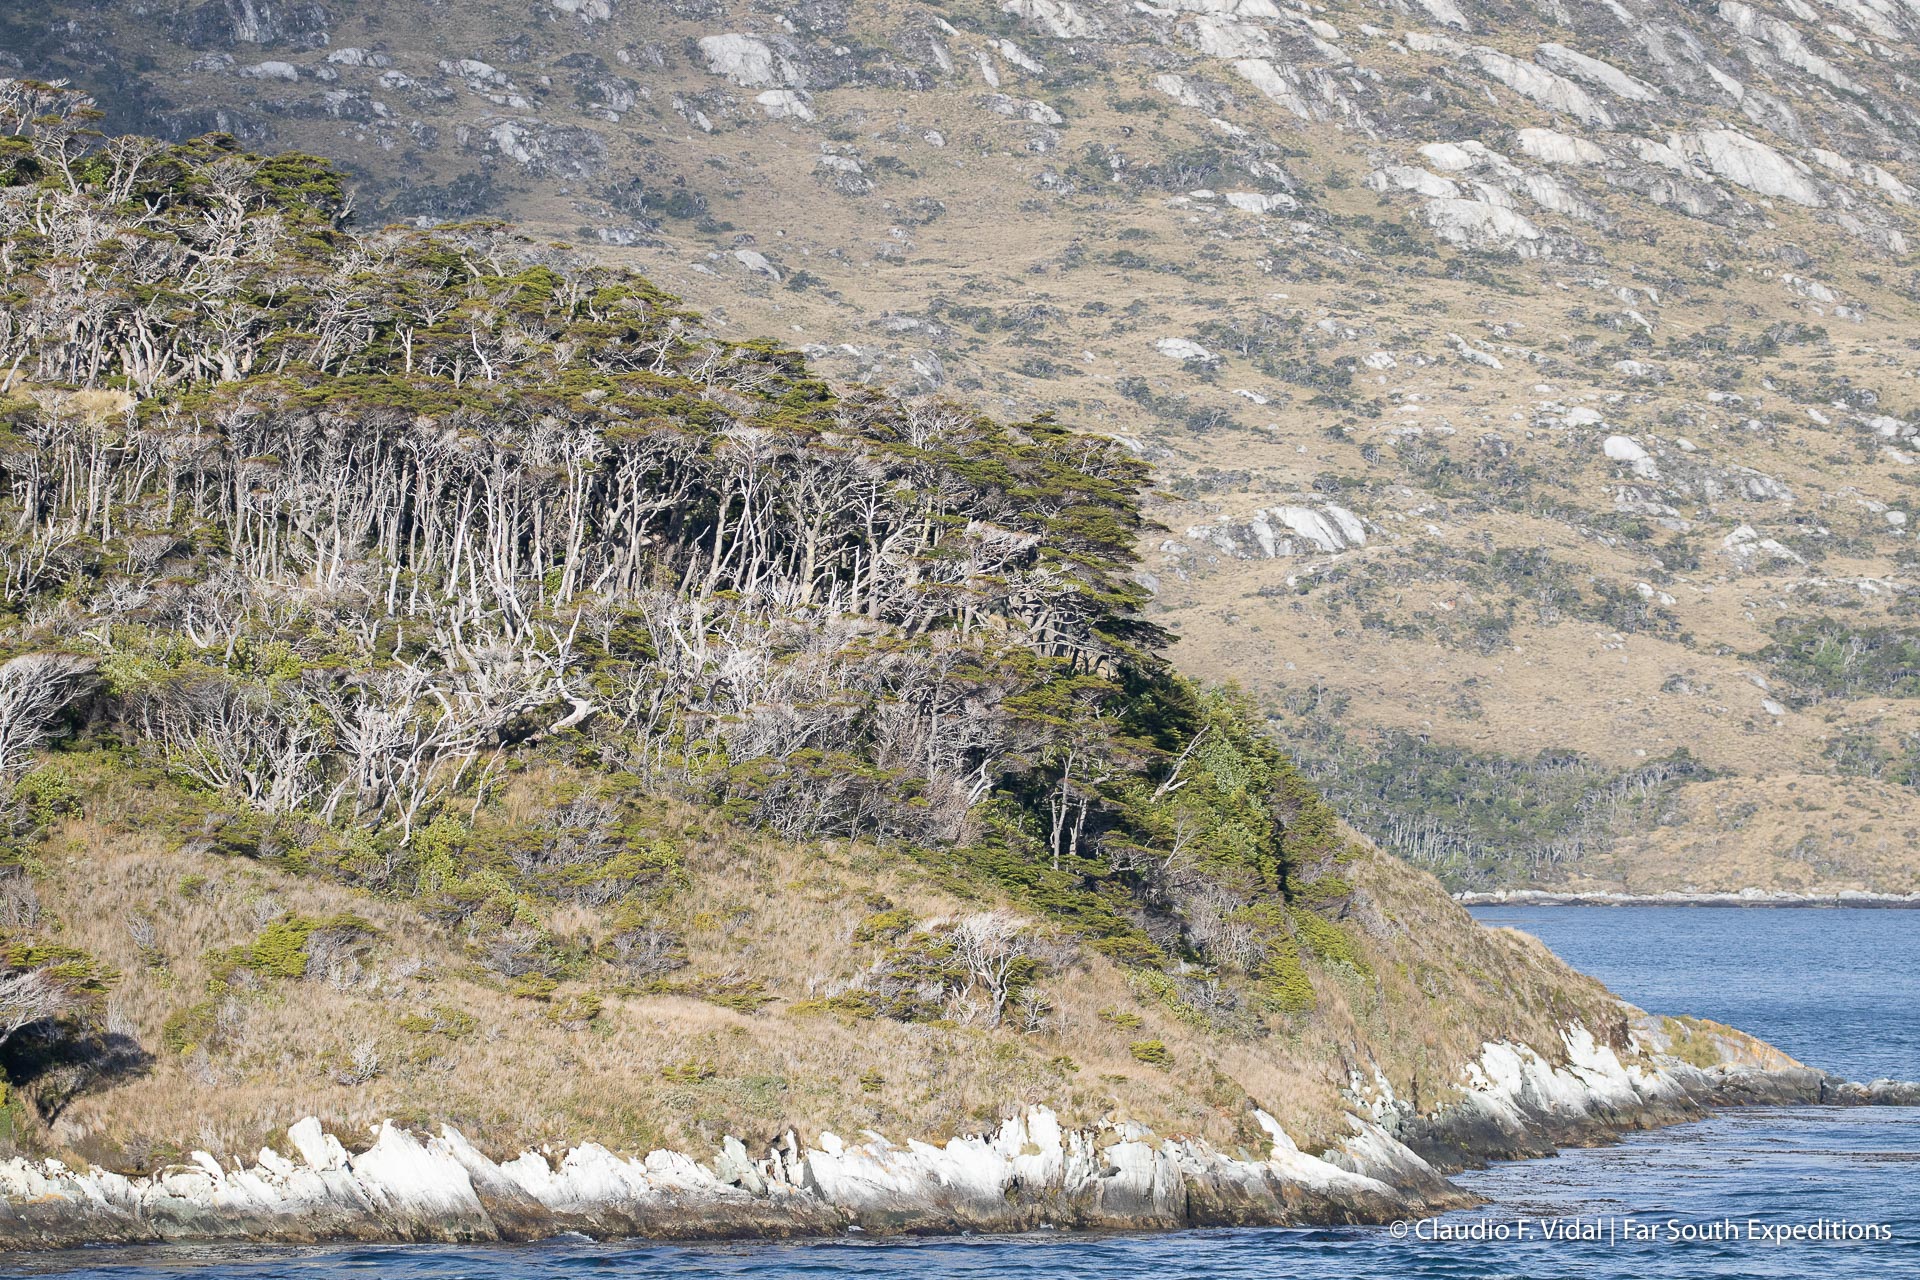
left=0, top=1022, right=1911, bottom=1253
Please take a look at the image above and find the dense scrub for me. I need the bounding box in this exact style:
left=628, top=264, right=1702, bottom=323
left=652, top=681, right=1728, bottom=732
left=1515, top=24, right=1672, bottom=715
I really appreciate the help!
left=0, top=87, right=1391, bottom=1132
left=1756, top=617, right=1920, bottom=702
left=1276, top=705, right=1708, bottom=889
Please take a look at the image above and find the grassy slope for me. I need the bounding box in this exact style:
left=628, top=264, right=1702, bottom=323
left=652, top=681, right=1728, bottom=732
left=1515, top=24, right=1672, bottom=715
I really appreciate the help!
left=21, top=751, right=1619, bottom=1175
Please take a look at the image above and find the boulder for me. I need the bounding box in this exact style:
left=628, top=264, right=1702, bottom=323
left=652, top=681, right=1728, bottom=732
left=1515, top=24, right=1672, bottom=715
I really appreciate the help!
left=1515, top=127, right=1606, bottom=167
left=1421, top=198, right=1544, bottom=254
left=1680, top=129, right=1824, bottom=207
left=1155, top=337, right=1215, bottom=361
left=1369, top=165, right=1460, bottom=198
left=697, top=34, right=799, bottom=88
left=756, top=89, right=814, bottom=120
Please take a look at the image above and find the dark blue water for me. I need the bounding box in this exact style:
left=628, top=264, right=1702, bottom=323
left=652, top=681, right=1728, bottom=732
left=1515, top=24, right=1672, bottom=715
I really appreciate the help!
left=1469, top=905, right=1920, bottom=1083
left=10, top=909, right=1918, bottom=1278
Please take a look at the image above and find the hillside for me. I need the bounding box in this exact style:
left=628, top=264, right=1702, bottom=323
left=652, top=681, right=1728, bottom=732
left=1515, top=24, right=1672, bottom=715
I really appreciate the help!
left=0, top=115, right=1673, bottom=1197
left=9, top=0, right=1917, bottom=894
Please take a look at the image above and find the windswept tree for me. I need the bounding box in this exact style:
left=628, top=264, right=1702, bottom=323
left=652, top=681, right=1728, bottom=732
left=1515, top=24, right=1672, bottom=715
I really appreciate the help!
left=0, top=102, right=1372, bottom=1008
left=0, top=655, right=93, bottom=782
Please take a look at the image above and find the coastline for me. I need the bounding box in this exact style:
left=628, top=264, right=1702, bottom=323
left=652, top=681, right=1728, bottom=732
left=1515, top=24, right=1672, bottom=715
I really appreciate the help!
left=1457, top=890, right=1920, bottom=909
left=1, top=1022, right=1913, bottom=1255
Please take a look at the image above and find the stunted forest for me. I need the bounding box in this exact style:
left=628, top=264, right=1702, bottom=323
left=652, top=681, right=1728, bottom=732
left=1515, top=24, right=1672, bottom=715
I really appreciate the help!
left=0, top=78, right=1386, bottom=1078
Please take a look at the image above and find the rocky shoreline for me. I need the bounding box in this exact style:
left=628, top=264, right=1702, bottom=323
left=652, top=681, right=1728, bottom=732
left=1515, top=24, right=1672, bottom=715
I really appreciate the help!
left=0, top=1022, right=1913, bottom=1254
left=1458, top=889, right=1920, bottom=909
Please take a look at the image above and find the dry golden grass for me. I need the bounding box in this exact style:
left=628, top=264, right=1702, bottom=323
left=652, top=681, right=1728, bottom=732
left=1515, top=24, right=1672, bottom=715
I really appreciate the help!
left=570, top=80, right=1920, bottom=898
left=11, top=759, right=1631, bottom=1175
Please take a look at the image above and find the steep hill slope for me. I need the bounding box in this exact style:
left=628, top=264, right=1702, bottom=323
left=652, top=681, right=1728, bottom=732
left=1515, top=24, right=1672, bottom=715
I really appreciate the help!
left=0, top=121, right=1712, bottom=1213
left=13, top=0, right=1919, bottom=893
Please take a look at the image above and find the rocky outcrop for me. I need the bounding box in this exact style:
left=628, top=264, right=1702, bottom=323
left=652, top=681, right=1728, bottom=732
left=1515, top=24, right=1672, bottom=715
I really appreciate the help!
left=0, top=1106, right=1458, bottom=1251
left=697, top=34, right=804, bottom=89
left=1422, top=198, right=1544, bottom=254
left=1674, top=128, right=1824, bottom=207
left=1187, top=502, right=1367, bottom=557
left=1389, top=1023, right=1703, bottom=1166
left=1404, top=34, right=1614, bottom=127
left=2, top=1019, right=1900, bottom=1251
left=1383, top=1021, right=1916, bottom=1170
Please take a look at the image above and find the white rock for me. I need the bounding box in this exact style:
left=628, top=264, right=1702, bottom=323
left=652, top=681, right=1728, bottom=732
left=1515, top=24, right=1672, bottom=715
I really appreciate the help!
left=1680, top=129, right=1823, bottom=207
left=1718, top=1, right=1861, bottom=94
left=287, top=1118, right=350, bottom=1172
left=1188, top=15, right=1271, bottom=58
left=733, top=249, right=781, bottom=279
left=1369, top=165, right=1461, bottom=198
left=1224, top=190, right=1298, bottom=213
left=1523, top=173, right=1592, bottom=218
left=697, top=34, right=793, bottom=88
left=755, top=90, right=814, bottom=121
left=1417, top=142, right=1477, bottom=172
left=1534, top=44, right=1661, bottom=101
left=1721, top=524, right=1806, bottom=568
left=1152, top=0, right=1281, bottom=23
left=442, top=58, right=506, bottom=86
left=1231, top=59, right=1313, bottom=119
left=996, top=39, right=1045, bottom=73
left=1422, top=198, right=1544, bottom=254
left=1187, top=504, right=1366, bottom=557
left=1450, top=334, right=1503, bottom=368
left=240, top=61, right=299, bottom=81
left=1406, top=34, right=1613, bottom=127
left=1811, top=147, right=1854, bottom=177
left=1156, top=337, right=1215, bottom=361
left=1414, top=0, right=1471, bottom=29
left=1633, top=137, right=1696, bottom=175
left=1862, top=165, right=1913, bottom=204
left=1515, top=128, right=1606, bottom=167
left=1002, top=0, right=1096, bottom=38
left=351, top=1124, right=490, bottom=1223
left=1603, top=435, right=1649, bottom=463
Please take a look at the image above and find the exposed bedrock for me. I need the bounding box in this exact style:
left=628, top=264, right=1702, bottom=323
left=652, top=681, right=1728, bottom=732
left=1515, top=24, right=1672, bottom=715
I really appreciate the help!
left=0, top=1021, right=1909, bottom=1251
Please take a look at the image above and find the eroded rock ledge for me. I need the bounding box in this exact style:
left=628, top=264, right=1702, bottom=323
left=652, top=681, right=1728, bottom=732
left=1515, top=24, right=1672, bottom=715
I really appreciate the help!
left=0, top=1023, right=1909, bottom=1252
